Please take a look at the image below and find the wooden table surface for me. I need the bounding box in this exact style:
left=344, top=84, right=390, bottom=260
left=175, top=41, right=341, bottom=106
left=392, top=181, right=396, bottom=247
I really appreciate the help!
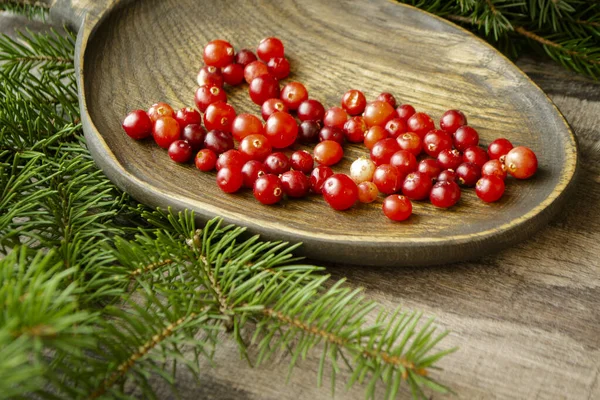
left=3, top=11, right=599, bottom=400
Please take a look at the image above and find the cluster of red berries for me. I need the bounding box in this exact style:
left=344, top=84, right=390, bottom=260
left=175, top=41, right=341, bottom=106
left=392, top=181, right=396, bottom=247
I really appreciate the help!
left=121, top=37, right=538, bottom=222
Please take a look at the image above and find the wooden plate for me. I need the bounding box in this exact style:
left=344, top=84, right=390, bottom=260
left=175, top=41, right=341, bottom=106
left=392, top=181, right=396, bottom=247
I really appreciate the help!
left=51, top=0, right=578, bottom=266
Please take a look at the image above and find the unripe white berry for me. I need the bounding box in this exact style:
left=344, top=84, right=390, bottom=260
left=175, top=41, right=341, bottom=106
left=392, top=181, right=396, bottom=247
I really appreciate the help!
left=349, top=157, right=376, bottom=183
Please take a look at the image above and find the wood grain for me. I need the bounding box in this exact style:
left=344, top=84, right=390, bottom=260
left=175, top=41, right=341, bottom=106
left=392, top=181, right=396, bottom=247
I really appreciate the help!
left=62, top=0, right=577, bottom=266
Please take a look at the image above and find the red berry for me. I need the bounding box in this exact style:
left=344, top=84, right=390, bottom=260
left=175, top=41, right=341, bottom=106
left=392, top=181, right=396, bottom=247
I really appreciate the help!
left=382, top=195, right=412, bottom=221
left=216, top=149, right=248, bottom=171
left=175, top=107, right=202, bottom=128
left=203, top=129, right=234, bottom=154
left=290, top=150, right=314, bottom=174
left=323, top=107, right=349, bottom=130
left=481, top=159, right=507, bottom=180
left=267, top=57, right=290, bottom=80
left=377, top=92, right=397, bottom=108
left=249, top=74, right=280, bottom=105
left=152, top=116, right=180, bottom=149
left=453, top=126, right=479, bottom=152
left=476, top=175, right=505, bottom=202
left=372, top=164, right=402, bottom=194
left=397, top=132, right=422, bottom=156
left=488, top=138, right=514, bottom=161
left=358, top=181, right=379, bottom=203
left=370, top=137, right=400, bottom=166
left=122, top=109, right=152, bottom=139
left=264, top=152, right=291, bottom=175
left=389, top=150, right=417, bottom=178
left=241, top=160, right=267, bottom=188
left=462, top=146, right=489, bottom=168
left=197, top=65, right=224, bottom=87
left=396, top=104, right=416, bottom=122
left=343, top=116, right=367, bottom=143
left=281, top=170, right=310, bottom=198
left=456, top=162, right=481, bottom=187
left=363, top=100, right=396, bottom=128
left=181, top=124, right=206, bottom=151
left=437, top=148, right=462, bottom=171
left=203, top=39, right=235, bottom=68
left=257, top=37, right=285, bottom=62
left=217, top=167, right=243, bottom=193
left=310, top=165, right=334, bottom=194
left=322, top=174, right=358, bottom=211
left=261, top=98, right=288, bottom=121
left=244, top=61, right=269, bottom=84
left=402, top=172, right=433, bottom=200
left=314, top=140, right=343, bottom=166
left=437, top=169, right=457, bottom=182
left=319, top=126, right=345, bottom=144
left=407, top=112, right=435, bottom=139
left=298, top=120, right=321, bottom=143
left=265, top=112, right=298, bottom=149
left=423, top=129, right=453, bottom=158
left=168, top=140, right=193, bottom=163
left=147, top=102, right=175, bottom=123
left=384, top=118, right=408, bottom=139
left=439, top=109, right=467, bottom=134
left=235, top=49, right=257, bottom=66
left=222, top=63, right=245, bottom=86
left=504, top=146, right=538, bottom=179
left=204, top=102, right=236, bottom=132
left=232, top=113, right=265, bottom=141
left=364, top=126, right=388, bottom=150
left=280, top=82, right=308, bottom=110
left=417, top=158, right=442, bottom=180
left=239, top=134, right=272, bottom=161
left=195, top=85, right=227, bottom=113
left=297, top=99, right=326, bottom=122
left=430, top=180, right=461, bottom=208
left=253, top=174, right=284, bottom=205
left=195, top=149, right=217, bottom=172
left=341, top=89, right=367, bottom=115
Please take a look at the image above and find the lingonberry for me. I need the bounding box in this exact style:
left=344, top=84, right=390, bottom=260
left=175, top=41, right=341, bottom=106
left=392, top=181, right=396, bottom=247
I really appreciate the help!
left=363, top=100, right=396, bottom=128
left=481, top=159, right=507, bottom=180
left=195, top=85, right=227, bottom=113
left=453, top=126, right=479, bottom=152
left=358, top=181, right=379, bottom=203
left=264, top=152, right=291, bottom=175
left=239, top=134, right=272, bottom=161
left=476, top=175, right=505, bottom=202
left=235, top=49, right=257, bottom=66
left=397, top=132, right=423, bottom=156
left=204, top=102, right=236, bottom=132
left=197, top=65, right=224, bottom=87
left=265, top=112, right=298, bottom=148
left=297, top=99, right=326, bottom=122
left=310, top=165, right=334, bottom=194
left=323, top=106, right=349, bottom=130
left=241, top=160, right=267, bottom=188
left=389, top=150, right=417, bottom=178
left=314, top=140, right=343, bottom=166
left=382, top=195, right=412, bottom=221
left=343, top=116, right=367, bottom=143
left=377, top=92, right=397, bottom=108
left=349, top=157, right=376, bottom=183
left=437, top=169, right=458, bottom=182
left=430, top=181, right=461, bottom=208
left=175, top=107, right=201, bottom=128
left=396, top=104, right=416, bottom=122
left=231, top=113, right=265, bottom=141
left=244, top=61, right=269, bottom=84
left=203, top=39, right=235, bottom=68
left=407, top=112, right=435, bottom=138
left=261, top=98, right=288, bottom=121
left=147, top=102, right=175, bottom=123
left=319, top=126, right=345, bottom=144
left=364, top=126, right=388, bottom=150
left=322, top=174, right=359, bottom=211
left=222, top=63, right=245, bottom=86
left=249, top=74, right=280, bottom=105
left=417, top=158, right=442, bottom=180
left=195, top=148, right=217, bottom=172
left=122, top=109, right=152, bottom=139
left=456, top=162, right=481, bottom=187
left=203, top=129, right=234, bottom=154
left=439, top=109, right=467, bottom=134
left=488, top=138, right=514, bottom=161
left=280, top=170, right=311, bottom=198
left=384, top=118, right=408, bottom=139
left=217, top=167, right=243, bottom=193
left=372, top=164, right=403, bottom=194
left=341, top=89, right=367, bottom=115
left=253, top=174, right=284, bottom=205
left=290, top=150, right=314, bottom=174
left=280, top=82, right=308, bottom=110
left=298, top=120, right=321, bottom=143
left=370, top=137, right=401, bottom=166
left=216, top=149, right=248, bottom=171
left=152, top=116, right=180, bottom=149
left=423, top=129, right=453, bottom=158
left=267, top=57, right=290, bottom=80
left=181, top=124, right=206, bottom=151
left=257, top=37, right=285, bottom=61
left=504, top=146, right=538, bottom=179
left=462, top=146, right=489, bottom=168
left=437, top=148, right=462, bottom=171
left=168, top=140, right=193, bottom=163
left=402, top=172, right=433, bottom=201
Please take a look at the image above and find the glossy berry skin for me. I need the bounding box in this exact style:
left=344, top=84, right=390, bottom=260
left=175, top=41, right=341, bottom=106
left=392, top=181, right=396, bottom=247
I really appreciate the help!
left=322, top=174, right=359, bottom=211
left=239, top=134, right=272, bottom=161
left=349, top=157, right=376, bottom=184
left=456, top=162, right=481, bottom=187
left=343, top=116, right=367, bottom=143
left=314, top=140, right=343, bottom=166
left=382, top=195, right=412, bottom=221
left=430, top=180, right=461, bottom=208
left=423, top=129, right=453, bottom=158
left=298, top=120, right=321, bottom=143
left=372, top=164, right=402, bottom=195
left=396, top=104, right=416, bottom=122
left=231, top=113, right=265, bottom=141
left=297, top=99, right=326, bottom=122
left=244, top=61, right=269, bottom=84
left=203, top=39, right=234, bottom=68
left=267, top=57, right=290, bottom=80
left=364, top=126, right=388, bottom=150
left=389, top=150, right=417, bottom=178
left=241, top=160, right=267, bottom=188
left=417, top=158, right=442, bottom=180
left=265, top=112, right=298, bottom=149
left=439, top=109, right=467, bottom=134
left=397, top=132, right=422, bottom=156
left=204, top=102, right=236, bottom=132
left=203, top=130, right=234, bottom=154
left=249, top=74, right=280, bottom=105
left=280, top=82, right=308, bottom=110
left=216, top=149, right=248, bottom=171
left=377, top=92, right=397, bottom=108
left=222, top=63, right=245, bottom=86
left=476, top=175, right=505, bottom=202
left=384, top=118, right=408, bottom=139
left=453, top=126, right=479, bottom=152
left=181, top=124, right=206, bottom=151
left=358, top=181, right=379, bottom=203
left=168, top=140, right=193, bottom=163
left=235, top=49, right=257, bottom=66
left=310, top=165, right=334, bottom=194
left=261, top=99, right=288, bottom=121
left=481, top=159, right=507, bottom=180
left=319, top=126, right=345, bottom=144
left=147, top=102, right=175, bottom=123
left=370, top=138, right=401, bottom=166
left=152, top=116, right=180, bottom=149
left=122, top=109, right=152, bottom=139
left=341, top=89, right=367, bottom=116
left=217, top=167, right=243, bottom=193
left=257, top=37, right=285, bottom=61
left=504, top=146, right=538, bottom=179
left=195, top=85, right=227, bottom=113
left=488, top=138, right=514, bottom=161
left=290, top=150, right=314, bottom=174
left=197, top=65, right=224, bottom=87
left=402, top=172, right=433, bottom=201
left=462, top=146, right=489, bottom=168
left=175, top=107, right=202, bottom=128
left=437, top=169, right=458, bottom=182
left=363, top=101, right=396, bottom=128
left=323, top=107, right=349, bottom=130
left=280, top=170, right=311, bottom=198
left=253, top=174, right=284, bottom=205
left=195, top=149, right=217, bottom=172
left=437, top=149, right=462, bottom=171
left=407, top=112, right=435, bottom=139
left=264, top=152, right=291, bottom=175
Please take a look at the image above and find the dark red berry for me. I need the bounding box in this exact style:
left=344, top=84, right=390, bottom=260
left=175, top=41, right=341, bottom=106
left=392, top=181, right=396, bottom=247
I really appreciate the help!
left=389, top=150, right=417, bottom=178
left=267, top=57, right=290, bottom=80
left=364, top=126, right=388, bottom=150
left=343, top=116, right=367, bottom=143
left=384, top=118, right=408, bottom=139
left=453, top=126, right=479, bottom=152
left=261, top=98, right=288, bottom=121
left=488, top=138, right=514, bottom=161
left=203, top=39, right=234, bottom=68
left=195, top=149, right=217, bottom=172
left=257, top=37, right=285, bottom=61
left=222, top=63, right=245, bottom=86
left=407, top=112, right=435, bottom=139
left=310, top=165, right=334, bottom=194
left=430, top=180, right=461, bottom=208
left=253, top=174, right=284, bottom=205
left=440, top=109, right=467, bottom=134
left=370, top=138, right=401, bottom=166
left=481, top=159, right=507, bottom=180
left=423, top=129, right=453, bottom=158
left=265, top=112, right=298, bottom=149
left=396, top=104, right=416, bottom=122
left=437, top=149, right=462, bottom=171
left=217, top=167, right=243, bottom=193
left=204, top=102, right=236, bottom=132
left=456, top=162, right=481, bottom=187
left=249, top=74, right=280, bottom=105
left=504, top=146, right=538, bottom=179
left=175, top=107, right=202, bottom=128
left=152, top=116, right=180, bottom=149
left=382, top=195, right=412, bottom=221
left=244, top=61, right=269, bottom=84
left=235, top=49, right=257, bottom=66
left=319, top=126, right=345, bottom=144
left=281, top=170, right=311, bottom=198
left=323, top=107, right=349, bottom=130
left=241, top=160, right=267, bottom=188
left=290, top=150, right=314, bottom=174
left=197, top=65, right=224, bottom=87
left=195, top=85, right=227, bottom=113
left=264, top=152, right=291, bottom=175
left=377, top=92, right=397, bottom=108
left=216, top=149, right=248, bottom=171
left=239, top=134, right=272, bottom=161
left=463, top=146, right=489, bottom=168
left=203, top=129, right=234, bottom=154
left=297, top=99, right=325, bottom=122
left=168, top=140, right=193, bottom=163
left=397, top=132, right=422, bottom=156
left=341, top=89, right=367, bottom=115
left=402, top=172, right=433, bottom=201
left=181, top=124, right=206, bottom=151
left=122, top=109, right=152, bottom=140
left=417, top=158, right=442, bottom=180
left=437, top=169, right=457, bottom=182
left=280, top=82, right=308, bottom=110
left=314, top=140, right=343, bottom=166
left=476, top=175, right=505, bottom=202
left=372, top=164, right=402, bottom=194
left=363, top=101, right=396, bottom=128
left=322, top=174, right=358, bottom=211
left=232, top=113, right=265, bottom=141
left=147, top=102, right=175, bottom=123
left=298, top=120, right=321, bottom=143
